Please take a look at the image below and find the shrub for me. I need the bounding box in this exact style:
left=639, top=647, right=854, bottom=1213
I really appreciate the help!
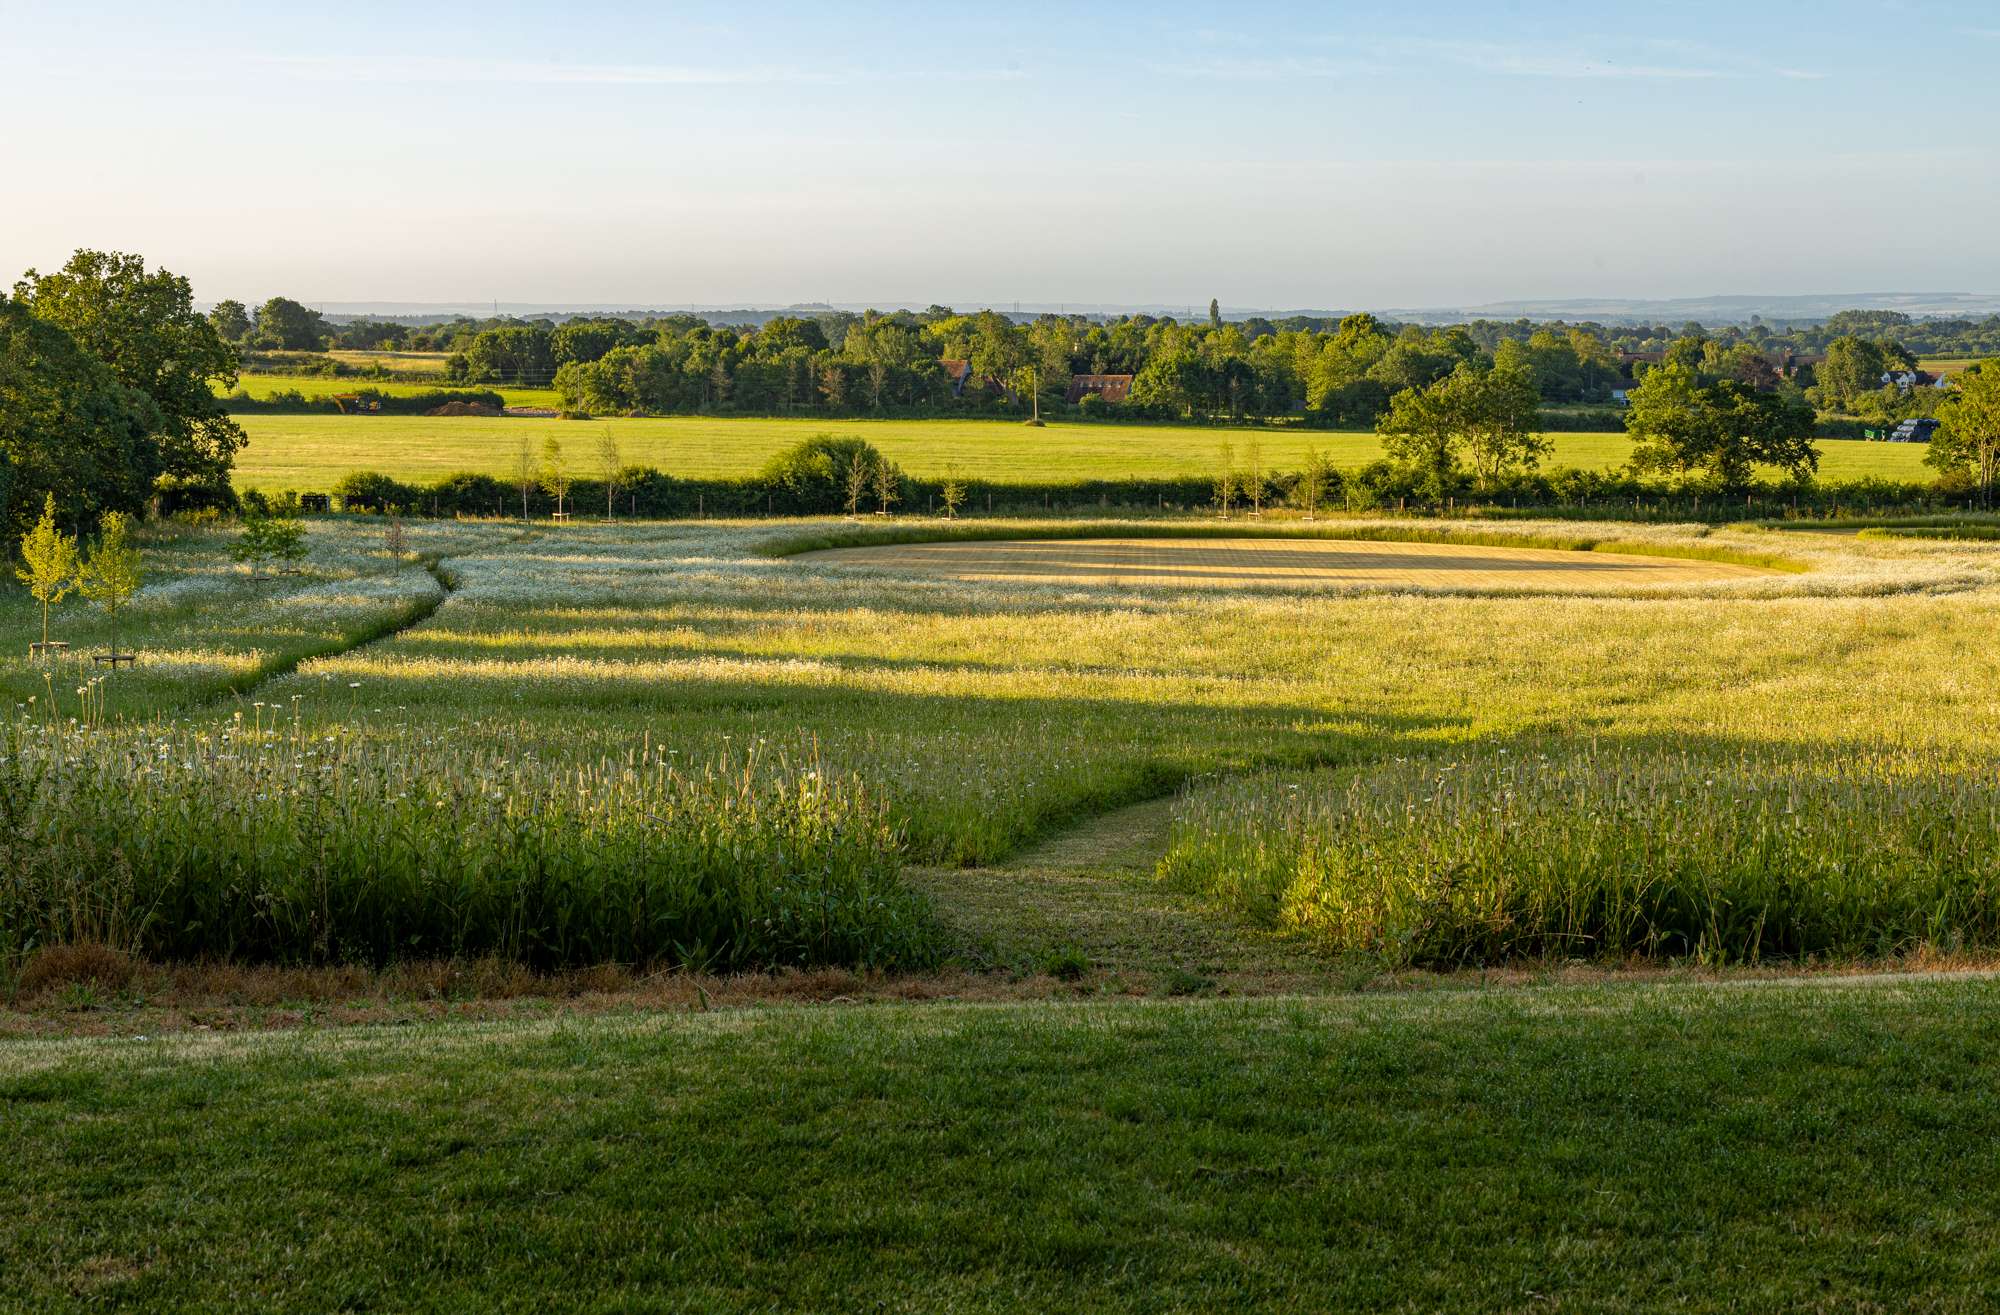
left=152, top=473, right=239, bottom=517
left=332, top=470, right=417, bottom=514
left=760, top=434, right=900, bottom=515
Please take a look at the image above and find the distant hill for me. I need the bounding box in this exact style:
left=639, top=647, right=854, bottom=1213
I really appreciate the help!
left=1379, top=293, right=2000, bottom=327
left=221, top=292, right=2000, bottom=330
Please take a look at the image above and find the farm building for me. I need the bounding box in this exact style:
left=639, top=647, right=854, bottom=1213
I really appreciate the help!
left=1066, top=373, right=1135, bottom=404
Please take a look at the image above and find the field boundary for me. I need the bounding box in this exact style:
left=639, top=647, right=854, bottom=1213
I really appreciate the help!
left=758, top=518, right=1812, bottom=575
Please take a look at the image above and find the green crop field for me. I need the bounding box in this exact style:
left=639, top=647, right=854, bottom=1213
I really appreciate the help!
left=7, top=512, right=2000, bottom=1309
left=223, top=371, right=562, bottom=410
left=226, top=413, right=1939, bottom=490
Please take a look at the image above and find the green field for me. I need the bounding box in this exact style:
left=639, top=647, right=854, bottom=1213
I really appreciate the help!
left=227, top=413, right=1939, bottom=490
left=7, top=979, right=1999, bottom=1312
left=7, top=514, right=2000, bottom=1307
left=224, top=371, right=562, bottom=410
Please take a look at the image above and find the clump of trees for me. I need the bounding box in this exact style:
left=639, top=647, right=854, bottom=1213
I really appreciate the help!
left=1929, top=363, right=2000, bottom=507
left=1624, top=365, right=1817, bottom=489
left=4, top=249, right=245, bottom=541
left=1376, top=361, right=1542, bottom=498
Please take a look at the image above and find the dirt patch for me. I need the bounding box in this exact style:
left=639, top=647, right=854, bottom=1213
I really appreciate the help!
left=794, top=536, right=1778, bottom=592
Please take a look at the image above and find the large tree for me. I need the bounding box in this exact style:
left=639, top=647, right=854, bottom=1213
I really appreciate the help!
left=1928, top=364, right=2000, bottom=508
left=1377, top=362, right=1544, bottom=496
left=1813, top=336, right=1889, bottom=412
left=1625, top=364, right=1817, bottom=489
left=14, top=250, right=245, bottom=489
left=251, top=296, right=327, bottom=351
left=0, top=295, right=157, bottom=539
left=208, top=298, right=251, bottom=344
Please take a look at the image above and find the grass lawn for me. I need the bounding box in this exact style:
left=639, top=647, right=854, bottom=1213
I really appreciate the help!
left=224, top=372, right=562, bottom=410
left=228, top=414, right=1938, bottom=490
left=4, top=977, right=1997, bottom=1311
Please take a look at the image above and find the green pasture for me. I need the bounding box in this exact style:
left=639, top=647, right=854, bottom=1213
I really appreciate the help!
left=223, top=372, right=562, bottom=410
left=227, top=414, right=1937, bottom=490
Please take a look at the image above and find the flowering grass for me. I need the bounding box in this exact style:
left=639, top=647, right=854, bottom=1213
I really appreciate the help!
left=0, top=716, right=930, bottom=971
left=6, top=512, right=2000, bottom=971
left=1160, top=742, right=2000, bottom=966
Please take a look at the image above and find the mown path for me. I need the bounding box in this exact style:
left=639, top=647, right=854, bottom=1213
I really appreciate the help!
left=906, top=794, right=1328, bottom=993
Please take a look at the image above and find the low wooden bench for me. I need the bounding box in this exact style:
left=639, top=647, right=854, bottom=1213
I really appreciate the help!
left=27, top=640, right=70, bottom=658
left=91, top=652, right=137, bottom=668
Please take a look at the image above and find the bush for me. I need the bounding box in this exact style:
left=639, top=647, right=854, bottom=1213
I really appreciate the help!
left=760, top=434, right=899, bottom=515
left=152, top=473, right=239, bottom=518
left=331, top=470, right=418, bottom=514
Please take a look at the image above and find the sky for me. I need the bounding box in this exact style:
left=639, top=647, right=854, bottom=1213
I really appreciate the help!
left=4, top=0, right=1998, bottom=311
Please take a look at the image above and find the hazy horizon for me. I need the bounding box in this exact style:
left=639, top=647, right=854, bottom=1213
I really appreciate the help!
left=6, top=0, right=1998, bottom=308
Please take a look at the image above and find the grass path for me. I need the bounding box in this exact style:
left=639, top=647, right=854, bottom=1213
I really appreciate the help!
left=907, top=791, right=1324, bottom=990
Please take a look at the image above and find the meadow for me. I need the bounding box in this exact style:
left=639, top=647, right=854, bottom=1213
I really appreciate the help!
left=3, top=511, right=1996, bottom=977
left=226, top=412, right=1940, bottom=490
left=7, top=509, right=2000, bottom=1309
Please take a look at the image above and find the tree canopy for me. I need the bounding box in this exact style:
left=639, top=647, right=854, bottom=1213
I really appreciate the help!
left=0, top=295, right=157, bottom=539
left=14, top=249, right=245, bottom=490
left=1625, top=365, right=1817, bottom=489
left=1928, top=364, right=2000, bottom=507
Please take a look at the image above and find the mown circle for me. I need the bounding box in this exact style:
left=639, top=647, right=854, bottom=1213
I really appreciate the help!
left=792, top=536, right=1779, bottom=591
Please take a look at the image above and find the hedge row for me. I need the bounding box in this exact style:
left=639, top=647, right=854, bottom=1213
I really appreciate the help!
left=279, top=462, right=1976, bottom=523
left=221, top=388, right=509, bottom=416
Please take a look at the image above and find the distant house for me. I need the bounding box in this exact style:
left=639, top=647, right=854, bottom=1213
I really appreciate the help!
left=939, top=359, right=973, bottom=397
left=1065, top=373, right=1135, bottom=405
left=1882, top=369, right=1949, bottom=391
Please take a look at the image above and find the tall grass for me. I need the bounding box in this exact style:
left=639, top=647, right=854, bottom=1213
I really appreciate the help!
left=1160, top=743, right=2000, bottom=966
left=759, top=517, right=1810, bottom=574
left=0, top=715, right=937, bottom=971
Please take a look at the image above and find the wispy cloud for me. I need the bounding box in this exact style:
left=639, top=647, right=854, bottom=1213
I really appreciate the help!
left=1404, top=40, right=1724, bottom=80
left=1152, top=36, right=1823, bottom=84
left=254, top=54, right=840, bottom=87
left=1146, top=55, right=1390, bottom=80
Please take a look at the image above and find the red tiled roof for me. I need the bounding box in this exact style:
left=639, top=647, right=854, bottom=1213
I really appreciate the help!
left=1066, top=373, right=1134, bottom=404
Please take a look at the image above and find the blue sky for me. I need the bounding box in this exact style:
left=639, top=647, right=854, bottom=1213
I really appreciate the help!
left=4, top=0, right=1996, bottom=309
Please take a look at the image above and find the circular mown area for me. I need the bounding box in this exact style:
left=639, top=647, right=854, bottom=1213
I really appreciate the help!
left=792, top=536, right=1780, bottom=591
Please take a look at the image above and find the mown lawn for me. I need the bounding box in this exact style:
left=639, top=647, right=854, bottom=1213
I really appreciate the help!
left=228, top=413, right=1938, bottom=490
left=3, top=978, right=1996, bottom=1311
